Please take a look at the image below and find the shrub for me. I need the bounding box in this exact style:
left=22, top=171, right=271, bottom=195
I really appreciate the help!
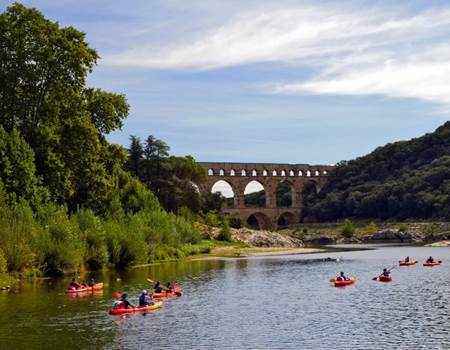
left=218, top=220, right=232, bottom=242
left=398, top=223, right=408, bottom=232
left=364, top=221, right=379, bottom=235
left=340, top=219, right=356, bottom=238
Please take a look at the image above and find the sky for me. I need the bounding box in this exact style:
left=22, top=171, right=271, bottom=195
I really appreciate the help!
left=2, top=0, right=450, bottom=165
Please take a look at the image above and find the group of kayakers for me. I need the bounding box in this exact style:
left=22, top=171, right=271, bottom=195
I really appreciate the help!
left=335, top=256, right=440, bottom=284
left=112, top=280, right=176, bottom=310
left=69, top=277, right=96, bottom=289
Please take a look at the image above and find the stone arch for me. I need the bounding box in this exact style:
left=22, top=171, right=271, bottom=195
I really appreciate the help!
left=246, top=212, right=272, bottom=230
left=230, top=169, right=236, bottom=176
left=276, top=180, right=293, bottom=207
left=263, top=169, right=268, bottom=176
left=211, top=180, right=235, bottom=207
left=306, top=170, right=311, bottom=177
left=314, top=170, right=320, bottom=176
left=241, top=169, right=247, bottom=176
left=280, top=170, right=286, bottom=176
left=251, top=169, right=257, bottom=176
left=289, top=170, right=295, bottom=177
left=244, top=180, right=266, bottom=207
left=303, top=180, right=319, bottom=195
left=219, top=169, right=225, bottom=176
left=298, top=170, right=303, bottom=176
left=272, top=170, right=278, bottom=176
left=208, top=168, right=214, bottom=176
left=277, top=212, right=298, bottom=227
left=322, top=170, right=328, bottom=175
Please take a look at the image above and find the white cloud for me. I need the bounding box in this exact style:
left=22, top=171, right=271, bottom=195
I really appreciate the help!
left=104, top=1, right=450, bottom=105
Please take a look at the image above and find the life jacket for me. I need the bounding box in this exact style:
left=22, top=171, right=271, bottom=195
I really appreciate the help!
left=336, top=276, right=343, bottom=281
left=113, top=300, right=125, bottom=309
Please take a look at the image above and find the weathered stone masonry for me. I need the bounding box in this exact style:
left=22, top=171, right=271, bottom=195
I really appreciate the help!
left=198, top=162, right=335, bottom=229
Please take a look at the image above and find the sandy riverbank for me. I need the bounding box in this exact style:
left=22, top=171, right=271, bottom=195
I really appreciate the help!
left=190, top=246, right=327, bottom=260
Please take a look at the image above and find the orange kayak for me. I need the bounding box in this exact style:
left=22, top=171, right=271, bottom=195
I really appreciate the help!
left=423, top=261, right=441, bottom=266
left=379, top=275, right=392, bottom=282
left=109, top=300, right=162, bottom=315
left=153, top=287, right=183, bottom=299
left=334, top=277, right=355, bottom=287
left=65, top=283, right=103, bottom=294
left=399, top=261, right=417, bottom=266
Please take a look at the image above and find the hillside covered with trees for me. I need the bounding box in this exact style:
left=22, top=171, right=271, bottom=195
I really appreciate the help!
left=304, top=122, right=450, bottom=221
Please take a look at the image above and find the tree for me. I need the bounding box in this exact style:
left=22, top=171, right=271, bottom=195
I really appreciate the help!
left=127, top=135, right=144, bottom=177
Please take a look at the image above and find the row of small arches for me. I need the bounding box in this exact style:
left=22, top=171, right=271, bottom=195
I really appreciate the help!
left=208, top=169, right=328, bottom=177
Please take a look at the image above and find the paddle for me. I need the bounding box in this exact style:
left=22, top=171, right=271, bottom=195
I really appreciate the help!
left=372, top=264, right=396, bottom=281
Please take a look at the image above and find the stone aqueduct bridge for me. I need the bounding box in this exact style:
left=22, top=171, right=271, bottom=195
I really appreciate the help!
left=198, top=162, right=335, bottom=229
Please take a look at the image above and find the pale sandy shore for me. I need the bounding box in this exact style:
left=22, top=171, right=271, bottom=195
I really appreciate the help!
left=426, top=240, right=450, bottom=247
left=189, top=246, right=327, bottom=260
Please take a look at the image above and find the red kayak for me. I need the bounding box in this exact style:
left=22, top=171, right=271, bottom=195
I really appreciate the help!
left=65, top=283, right=103, bottom=294
left=334, top=277, right=355, bottom=287
left=379, top=275, right=392, bottom=282
left=399, top=261, right=417, bottom=266
left=423, top=261, right=441, bottom=266
left=153, top=287, right=183, bottom=299
left=109, top=300, right=163, bottom=315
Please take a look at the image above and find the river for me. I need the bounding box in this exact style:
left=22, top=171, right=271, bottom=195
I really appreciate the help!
left=0, top=245, right=449, bottom=349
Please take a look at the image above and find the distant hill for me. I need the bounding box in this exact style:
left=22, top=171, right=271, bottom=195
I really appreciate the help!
left=304, top=122, right=450, bottom=221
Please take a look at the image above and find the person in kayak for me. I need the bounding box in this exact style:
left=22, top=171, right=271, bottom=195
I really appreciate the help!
left=86, top=278, right=95, bottom=287
left=69, top=277, right=81, bottom=290
left=166, top=282, right=174, bottom=292
left=404, top=256, right=410, bottom=262
left=139, top=290, right=154, bottom=306
left=154, top=281, right=163, bottom=293
left=381, top=268, right=390, bottom=277
left=336, top=272, right=349, bottom=281
left=119, top=293, right=135, bottom=309
left=426, top=256, right=435, bottom=263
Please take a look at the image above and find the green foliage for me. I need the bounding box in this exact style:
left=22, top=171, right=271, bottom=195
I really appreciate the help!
left=364, top=222, right=379, bottom=235
left=218, top=219, right=232, bottom=242
left=340, top=219, right=356, bottom=238
left=126, top=135, right=208, bottom=213
left=0, top=4, right=211, bottom=277
left=204, top=211, right=220, bottom=227
left=398, top=223, right=408, bottom=233
left=305, top=122, right=450, bottom=221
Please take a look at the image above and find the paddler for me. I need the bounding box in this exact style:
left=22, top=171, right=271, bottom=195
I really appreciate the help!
left=426, top=256, right=435, bottom=263
left=69, top=277, right=81, bottom=290
left=87, top=278, right=95, bottom=287
left=139, top=290, right=154, bottom=306
left=404, top=256, right=410, bottom=262
left=381, top=268, right=390, bottom=277
left=154, top=281, right=163, bottom=293
left=166, top=282, right=174, bottom=293
left=119, top=293, right=135, bottom=309
left=336, top=272, right=349, bottom=281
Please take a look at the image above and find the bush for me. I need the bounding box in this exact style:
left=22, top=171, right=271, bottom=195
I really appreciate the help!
left=204, top=211, right=219, bottom=227
left=364, top=221, right=379, bottom=235
left=398, top=223, right=408, bottom=232
left=340, top=219, right=356, bottom=238
left=228, top=215, right=243, bottom=229
left=217, top=220, right=232, bottom=242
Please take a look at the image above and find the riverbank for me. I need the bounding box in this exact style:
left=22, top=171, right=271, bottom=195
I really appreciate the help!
left=281, top=221, right=450, bottom=246
left=191, top=246, right=326, bottom=259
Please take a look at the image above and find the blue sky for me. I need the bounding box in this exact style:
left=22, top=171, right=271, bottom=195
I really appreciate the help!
left=2, top=0, right=450, bottom=165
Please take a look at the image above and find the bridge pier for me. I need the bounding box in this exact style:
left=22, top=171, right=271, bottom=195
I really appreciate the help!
left=199, top=162, right=334, bottom=229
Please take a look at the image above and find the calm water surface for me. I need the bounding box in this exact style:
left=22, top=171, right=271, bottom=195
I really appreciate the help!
left=0, top=245, right=449, bottom=349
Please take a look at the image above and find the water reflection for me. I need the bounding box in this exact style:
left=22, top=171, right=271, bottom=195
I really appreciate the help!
left=0, top=247, right=449, bottom=349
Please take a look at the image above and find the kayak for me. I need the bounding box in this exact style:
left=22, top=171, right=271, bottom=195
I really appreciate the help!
left=423, top=261, right=441, bottom=266
left=153, top=287, right=183, bottom=299
left=334, top=277, right=355, bottom=287
left=65, top=283, right=103, bottom=294
left=399, top=261, right=417, bottom=266
left=379, top=275, right=392, bottom=282
left=109, top=300, right=163, bottom=315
